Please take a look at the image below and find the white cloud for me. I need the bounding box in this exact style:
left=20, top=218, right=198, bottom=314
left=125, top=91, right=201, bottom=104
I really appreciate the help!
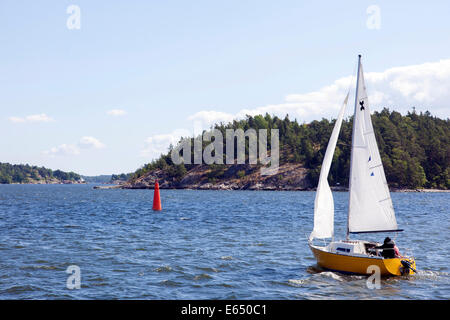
left=43, top=136, right=105, bottom=157
left=107, top=109, right=127, bottom=116
left=141, top=129, right=191, bottom=159
left=43, top=144, right=80, bottom=157
left=187, top=58, right=450, bottom=124
left=78, top=136, right=106, bottom=149
left=144, top=59, right=450, bottom=163
left=9, top=113, right=54, bottom=123
left=9, top=116, right=26, bottom=123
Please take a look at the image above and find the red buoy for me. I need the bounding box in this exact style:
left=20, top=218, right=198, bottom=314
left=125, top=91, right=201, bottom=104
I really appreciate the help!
left=152, top=180, right=162, bottom=211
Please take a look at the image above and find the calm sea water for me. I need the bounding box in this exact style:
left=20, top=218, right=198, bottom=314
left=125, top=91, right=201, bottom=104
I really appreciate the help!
left=0, top=184, right=448, bottom=299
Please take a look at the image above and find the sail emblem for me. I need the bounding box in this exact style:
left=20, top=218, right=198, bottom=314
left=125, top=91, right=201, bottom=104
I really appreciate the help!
left=359, top=100, right=365, bottom=111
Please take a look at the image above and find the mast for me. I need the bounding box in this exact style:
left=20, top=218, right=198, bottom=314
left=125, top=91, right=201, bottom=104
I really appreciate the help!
left=346, top=54, right=361, bottom=240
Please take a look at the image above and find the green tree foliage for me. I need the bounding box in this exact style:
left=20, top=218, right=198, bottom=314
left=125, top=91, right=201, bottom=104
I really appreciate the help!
left=130, top=109, right=449, bottom=189
left=236, top=170, right=246, bottom=179
left=110, top=173, right=132, bottom=182
left=0, top=163, right=81, bottom=184
left=167, top=164, right=187, bottom=182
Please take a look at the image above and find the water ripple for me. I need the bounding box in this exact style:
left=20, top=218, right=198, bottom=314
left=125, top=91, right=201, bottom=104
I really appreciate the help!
left=0, top=185, right=448, bottom=299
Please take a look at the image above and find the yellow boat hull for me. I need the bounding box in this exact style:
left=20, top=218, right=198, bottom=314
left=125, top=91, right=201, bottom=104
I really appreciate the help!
left=309, top=244, right=416, bottom=276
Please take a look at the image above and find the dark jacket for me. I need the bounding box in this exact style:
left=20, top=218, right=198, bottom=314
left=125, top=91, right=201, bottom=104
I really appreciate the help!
left=375, top=241, right=396, bottom=258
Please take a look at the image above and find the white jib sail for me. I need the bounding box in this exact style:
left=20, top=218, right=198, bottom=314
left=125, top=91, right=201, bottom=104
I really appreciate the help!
left=348, top=60, right=398, bottom=233
left=310, top=93, right=349, bottom=241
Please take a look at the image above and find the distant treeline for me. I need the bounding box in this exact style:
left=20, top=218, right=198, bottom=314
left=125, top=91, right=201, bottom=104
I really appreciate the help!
left=131, top=108, right=449, bottom=189
left=0, top=163, right=81, bottom=184
left=111, top=173, right=132, bottom=182
left=81, top=173, right=132, bottom=184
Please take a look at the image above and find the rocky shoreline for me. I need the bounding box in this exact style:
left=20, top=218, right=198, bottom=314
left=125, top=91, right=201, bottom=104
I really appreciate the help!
left=119, top=163, right=312, bottom=191
left=8, top=180, right=86, bottom=185
left=97, top=184, right=449, bottom=192
left=100, top=163, right=449, bottom=192
left=391, top=188, right=450, bottom=193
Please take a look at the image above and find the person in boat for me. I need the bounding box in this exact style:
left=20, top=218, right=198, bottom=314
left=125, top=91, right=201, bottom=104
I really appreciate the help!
left=375, top=237, right=400, bottom=258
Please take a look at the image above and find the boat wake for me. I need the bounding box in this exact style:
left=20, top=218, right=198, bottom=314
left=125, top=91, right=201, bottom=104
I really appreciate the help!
left=306, top=264, right=364, bottom=280
left=413, top=269, right=450, bottom=281
left=289, top=266, right=367, bottom=288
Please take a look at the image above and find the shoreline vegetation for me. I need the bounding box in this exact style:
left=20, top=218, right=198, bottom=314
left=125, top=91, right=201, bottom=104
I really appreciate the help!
left=0, top=163, right=130, bottom=185
left=0, top=163, right=83, bottom=184
left=2, top=109, right=449, bottom=192
left=122, top=109, right=449, bottom=192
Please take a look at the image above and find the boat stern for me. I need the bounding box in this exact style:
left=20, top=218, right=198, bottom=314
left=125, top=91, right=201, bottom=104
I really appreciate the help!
left=384, top=257, right=417, bottom=276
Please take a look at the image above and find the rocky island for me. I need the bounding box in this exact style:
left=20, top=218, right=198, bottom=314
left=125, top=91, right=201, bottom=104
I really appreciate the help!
left=122, top=163, right=312, bottom=191
left=0, top=163, right=84, bottom=184
left=120, top=110, right=449, bottom=192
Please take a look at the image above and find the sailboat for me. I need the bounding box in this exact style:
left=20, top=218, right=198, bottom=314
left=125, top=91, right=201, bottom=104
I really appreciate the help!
left=308, top=55, right=417, bottom=276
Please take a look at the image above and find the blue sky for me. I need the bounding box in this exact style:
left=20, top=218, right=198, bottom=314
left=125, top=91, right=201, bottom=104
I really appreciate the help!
left=1, top=1, right=450, bottom=175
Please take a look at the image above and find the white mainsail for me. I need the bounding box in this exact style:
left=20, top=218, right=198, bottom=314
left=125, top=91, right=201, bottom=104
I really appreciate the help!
left=310, top=93, right=349, bottom=240
left=348, top=57, right=399, bottom=233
